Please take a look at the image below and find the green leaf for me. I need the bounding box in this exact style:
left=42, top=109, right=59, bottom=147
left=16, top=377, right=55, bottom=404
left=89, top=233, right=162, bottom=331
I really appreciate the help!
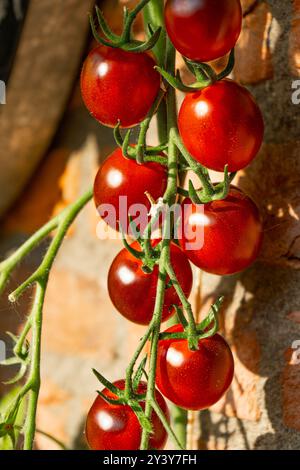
left=92, top=369, right=121, bottom=396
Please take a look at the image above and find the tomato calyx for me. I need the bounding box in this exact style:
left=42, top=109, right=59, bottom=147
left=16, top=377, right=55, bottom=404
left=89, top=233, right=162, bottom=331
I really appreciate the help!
left=159, top=296, right=223, bottom=348
left=92, top=368, right=153, bottom=434
left=170, top=129, right=236, bottom=205
left=90, top=3, right=161, bottom=54
left=113, top=121, right=168, bottom=166
left=184, top=167, right=233, bottom=204
left=120, top=229, right=162, bottom=273
left=156, top=49, right=235, bottom=93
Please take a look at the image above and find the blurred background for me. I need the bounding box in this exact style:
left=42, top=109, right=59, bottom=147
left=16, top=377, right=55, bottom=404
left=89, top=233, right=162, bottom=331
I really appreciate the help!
left=0, top=0, right=300, bottom=450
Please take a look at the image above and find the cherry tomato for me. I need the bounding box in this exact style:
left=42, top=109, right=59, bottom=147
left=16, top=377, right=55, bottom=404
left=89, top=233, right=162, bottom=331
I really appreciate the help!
left=86, top=380, right=169, bottom=450
left=94, top=148, right=167, bottom=233
left=164, top=0, right=242, bottom=62
left=156, top=324, right=234, bottom=410
left=179, top=187, right=263, bottom=276
left=81, top=46, right=161, bottom=128
left=178, top=79, right=264, bottom=172
left=108, top=241, right=193, bottom=325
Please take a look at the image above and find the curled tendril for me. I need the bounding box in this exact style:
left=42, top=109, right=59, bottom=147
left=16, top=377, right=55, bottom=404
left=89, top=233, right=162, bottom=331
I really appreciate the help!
left=90, top=2, right=161, bottom=53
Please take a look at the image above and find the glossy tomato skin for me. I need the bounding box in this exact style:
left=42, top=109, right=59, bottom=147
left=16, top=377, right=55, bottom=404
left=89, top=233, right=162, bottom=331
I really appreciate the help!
left=108, top=241, right=193, bottom=325
left=86, top=380, right=169, bottom=450
left=94, top=148, right=167, bottom=233
left=156, top=325, right=234, bottom=410
left=81, top=46, right=160, bottom=128
left=165, top=0, right=242, bottom=62
left=178, top=80, right=264, bottom=172
left=179, top=188, right=263, bottom=276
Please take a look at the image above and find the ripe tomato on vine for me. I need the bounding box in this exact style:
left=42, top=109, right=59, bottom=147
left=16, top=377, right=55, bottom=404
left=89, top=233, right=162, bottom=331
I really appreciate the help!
left=81, top=46, right=161, bottom=128
left=179, top=188, right=263, bottom=275
left=93, top=148, right=167, bottom=233
left=156, top=325, right=234, bottom=410
left=178, top=80, right=264, bottom=172
left=86, top=380, right=169, bottom=450
left=108, top=241, right=193, bottom=325
left=164, top=0, right=242, bottom=62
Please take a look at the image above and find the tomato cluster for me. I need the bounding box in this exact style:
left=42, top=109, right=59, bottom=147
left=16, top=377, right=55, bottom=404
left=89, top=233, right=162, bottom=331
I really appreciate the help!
left=82, top=0, right=264, bottom=452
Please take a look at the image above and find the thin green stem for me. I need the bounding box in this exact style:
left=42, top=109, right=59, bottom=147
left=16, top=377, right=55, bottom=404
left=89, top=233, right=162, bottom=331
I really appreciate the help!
left=151, top=399, right=183, bottom=449
left=23, top=281, right=45, bottom=450
left=0, top=215, right=60, bottom=295
left=9, top=189, right=93, bottom=302
left=140, top=38, right=179, bottom=449
left=173, top=131, right=215, bottom=198
left=143, top=0, right=167, bottom=143
left=140, top=248, right=167, bottom=449
left=136, top=89, right=165, bottom=164
left=165, top=262, right=198, bottom=350
left=14, top=317, right=32, bottom=358
left=143, top=0, right=166, bottom=68
left=0, top=188, right=93, bottom=449
left=125, top=323, right=154, bottom=399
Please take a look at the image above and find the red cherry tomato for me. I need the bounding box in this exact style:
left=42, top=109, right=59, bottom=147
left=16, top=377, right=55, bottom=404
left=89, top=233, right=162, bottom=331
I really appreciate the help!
left=108, top=241, right=193, bottom=325
left=179, top=187, right=263, bottom=276
left=81, top=46, right=160, bottom=128
left=178, top=79, right=264, bottom=172
left=94, top=148, right=167, bottom=233
left=86, top=380, right=169, bottom=450
left=156, top=324, right=234, bottom=410
left=164, top=0, right=242, bottom=62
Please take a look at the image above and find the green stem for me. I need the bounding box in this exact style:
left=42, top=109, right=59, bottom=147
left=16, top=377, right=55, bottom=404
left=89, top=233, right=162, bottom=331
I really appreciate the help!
left=173, top=131, right=215, bottom=198
left=140, top=244, right=167, bottom=450
left=136, top=89, right=165, bottom=164
left=151, top=399, right=183, bottom=449
left=143, top=0, right=168, bottom=143
left=125, top=323, right=154, bottom=399
left=23, top=281, right=45, bottom=450
left=165, top=262, right=198, bottom=350
left=143, top=0, right=166, bottom=68
left=0, top=215, right=60, bottom=296
left=0, top=189, right=93, bottom=449
left=14, top=316, right=32, bottom=358
left=140, top=33, right=182, bottom=449
left=9, top=189, right=93, bottom=302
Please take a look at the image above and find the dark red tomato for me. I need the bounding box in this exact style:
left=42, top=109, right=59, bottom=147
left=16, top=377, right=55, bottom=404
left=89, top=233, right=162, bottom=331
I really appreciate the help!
left=179, top=187, right=263, bottom=276
left=178, top=79, right=264, bottom=172
left=156, top=324, right=234, bottom=410
left=81, top=46, right=160, bottom=128
left=94, top=148, right=167, bottom=233
left=165, top=0, right=242, bottom=62
left=86, top=380, right=169, bottom=450
left=108, top=241, right=193, bottom=325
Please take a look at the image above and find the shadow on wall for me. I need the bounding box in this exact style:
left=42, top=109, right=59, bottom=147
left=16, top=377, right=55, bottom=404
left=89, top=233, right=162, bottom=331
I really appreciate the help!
left=198, top=0, right=300, bottom=449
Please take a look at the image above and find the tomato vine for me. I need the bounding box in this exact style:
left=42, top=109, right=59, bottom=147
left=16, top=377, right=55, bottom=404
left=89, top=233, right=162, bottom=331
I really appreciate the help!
left=0, top=0, right=264, bottom=451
